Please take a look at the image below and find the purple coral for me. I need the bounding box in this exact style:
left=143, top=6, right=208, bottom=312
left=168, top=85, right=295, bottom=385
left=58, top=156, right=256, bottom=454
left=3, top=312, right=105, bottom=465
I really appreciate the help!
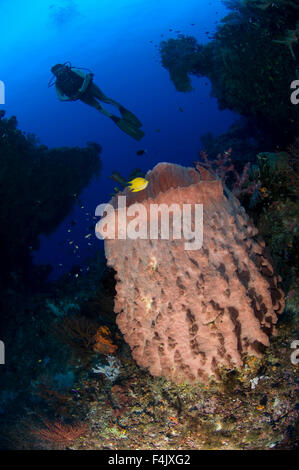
left=194, top=148, right=260, bottom=198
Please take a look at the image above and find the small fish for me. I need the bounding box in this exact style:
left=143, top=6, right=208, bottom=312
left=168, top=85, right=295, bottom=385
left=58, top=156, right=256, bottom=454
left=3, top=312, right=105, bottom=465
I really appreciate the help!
left=85, top=233, right=92, bottom=239
left=110, top=171, right=127, bottom=188
left=259, top=187, right=269, bottom=198
left=179, top=106, right=183, bottom=112
left=136, top=149, right=147, bottom=156
left=155, top=128, right=161, bottom=133
left=128, top=177, right=149, bottom=193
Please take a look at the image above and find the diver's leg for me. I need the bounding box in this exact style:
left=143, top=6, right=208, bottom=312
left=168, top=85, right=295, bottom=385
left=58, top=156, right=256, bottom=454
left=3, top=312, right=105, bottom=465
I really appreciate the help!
left=89, top=83, right=143, bottom=128
left=110, top=116, right=145, bottom=141
left=118, top=106, right=143, bottom=128
left=80, top=95, right=114, bottom=118
left=80, top=94, right=144, bottom=140
left=88, top=83, right=121, bottom=106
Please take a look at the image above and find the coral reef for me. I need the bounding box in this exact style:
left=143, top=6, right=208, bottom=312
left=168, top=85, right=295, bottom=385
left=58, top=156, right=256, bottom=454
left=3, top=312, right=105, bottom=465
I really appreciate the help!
left=53, top=315, right=99, bottom=363
left=251, top=143, right=299, bottom=292
left=0, top=146, right=297, bottom=448
left=53, top=312, right=117, bottom=366
left=93, top=326, right=118, bottom=355
left=0, top=111, right=101, bottom=283
left=159, top=1, right=299, bottom=144
left=194, top=148, right=259, bottom=198
left=32, top=418, right=88, bottom=447
left=1, top=9, right=298, bottom=447
left=200, top=118, right=262, bottom=165
left=101, top=162, right=284, bottom=384
left=0, top=112, right=104, bottom=436
left=4, top=313, right=298, bottom=450
left=273, top=21, right=299, bottom=60
left=160, top=36, right=203, bottom=92
left=92, top=356, right=121, bottom=382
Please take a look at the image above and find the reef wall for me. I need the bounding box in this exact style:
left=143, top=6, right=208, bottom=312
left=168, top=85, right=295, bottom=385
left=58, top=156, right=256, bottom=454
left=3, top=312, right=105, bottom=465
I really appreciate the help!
left=0, top=111, right=102, bottom=281
left=160, top=1, right=299, bottom=145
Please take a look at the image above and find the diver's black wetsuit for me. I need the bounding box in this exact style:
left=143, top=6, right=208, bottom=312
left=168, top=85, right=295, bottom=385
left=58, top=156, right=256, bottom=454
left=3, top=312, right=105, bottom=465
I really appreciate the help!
left=52, top=64, right=144, bottom=140
left=55, top=67, right=84, bottom=98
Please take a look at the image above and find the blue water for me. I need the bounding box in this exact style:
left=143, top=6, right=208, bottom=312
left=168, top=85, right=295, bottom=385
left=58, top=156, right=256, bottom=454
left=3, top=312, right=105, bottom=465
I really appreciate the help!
left=1, top=0, right=237, bottom=278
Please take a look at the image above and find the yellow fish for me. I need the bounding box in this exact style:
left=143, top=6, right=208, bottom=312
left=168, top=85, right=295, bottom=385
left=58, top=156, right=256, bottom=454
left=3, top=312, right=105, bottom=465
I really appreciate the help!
left=128, top=177, right=149, bottom=192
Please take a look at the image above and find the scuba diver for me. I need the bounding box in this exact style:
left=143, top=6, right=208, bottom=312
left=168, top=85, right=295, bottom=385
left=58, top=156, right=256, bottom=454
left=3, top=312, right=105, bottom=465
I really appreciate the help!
left=49, top=63, right=144, bottom=141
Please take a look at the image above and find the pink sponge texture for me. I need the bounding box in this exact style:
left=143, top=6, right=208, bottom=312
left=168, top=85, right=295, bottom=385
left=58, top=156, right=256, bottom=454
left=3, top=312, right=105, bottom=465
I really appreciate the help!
left=104, top=163, right=284, bottom=383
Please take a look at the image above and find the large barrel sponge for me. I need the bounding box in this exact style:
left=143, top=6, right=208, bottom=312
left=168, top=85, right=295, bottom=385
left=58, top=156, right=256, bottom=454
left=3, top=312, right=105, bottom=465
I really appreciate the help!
left=102, top=163, right=284, bottom=384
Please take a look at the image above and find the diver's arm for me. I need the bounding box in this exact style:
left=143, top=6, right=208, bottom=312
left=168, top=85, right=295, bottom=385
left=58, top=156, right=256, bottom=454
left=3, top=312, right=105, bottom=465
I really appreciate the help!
left=56, top=85, right=72, bottom=101
left=79, top=74, right=93, bottom=93
left=72, top=69, right=94, bottom=94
